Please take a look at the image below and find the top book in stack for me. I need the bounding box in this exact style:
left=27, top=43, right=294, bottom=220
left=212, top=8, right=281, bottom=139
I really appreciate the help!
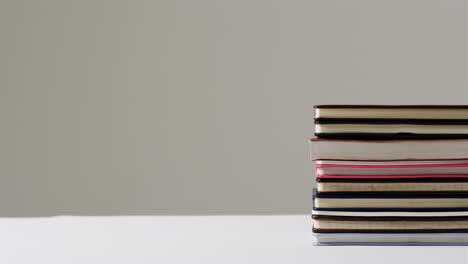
left=315, top=105, right=468, bottom=140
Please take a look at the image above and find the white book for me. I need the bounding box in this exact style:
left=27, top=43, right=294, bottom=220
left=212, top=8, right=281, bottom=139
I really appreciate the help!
left=317, top=181, right=468, bottom=193
left=312, top=209, right=468, bottom=217
left=314, top=197, right=468, bottom=208
left=316, top=159, right=468, bottom=165
left=309, top=138, right=468, bottom=160
left=314, top=105, right=468, bottom=119
left=316, top=166, right=468, bottom=176
left=313, top=233, right=468, bottom=246
left=313, top=219, right=468, bottom=230
left=316, top=123, right=468, bottom=134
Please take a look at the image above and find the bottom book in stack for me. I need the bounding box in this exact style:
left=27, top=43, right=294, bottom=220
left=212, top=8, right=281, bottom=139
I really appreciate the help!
left=313, top=233, right=468, bottom=246
left=312, top=159, right=468, bottom=246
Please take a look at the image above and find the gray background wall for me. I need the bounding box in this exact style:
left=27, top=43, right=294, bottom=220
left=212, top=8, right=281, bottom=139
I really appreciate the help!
left=0, top=0, right=467, bottom=216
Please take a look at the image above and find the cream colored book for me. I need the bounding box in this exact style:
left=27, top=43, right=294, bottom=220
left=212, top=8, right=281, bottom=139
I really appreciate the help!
left=313, top=218, right=468, bottom=230
left=317, top=181, right=468, bottom=193
left=313, top=192, right=468, bottom=208
left=314, top=105, right=468, bottom=119
left=312, top=209, right=468, bottom=217
left=316, top=159, right=468, bottom=166
left=314, top=197, right=468, bottom=208
left=316, top=166, right=468, bottom=176
left=309, top=138, right=468, bottom=160
left=313, top=233, right=468, bottom=245
left=315, top=123, right=468, bottom=134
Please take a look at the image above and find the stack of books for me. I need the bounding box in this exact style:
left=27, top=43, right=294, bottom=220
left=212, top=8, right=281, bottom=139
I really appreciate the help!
left=310, top=105, right=468, bottom=246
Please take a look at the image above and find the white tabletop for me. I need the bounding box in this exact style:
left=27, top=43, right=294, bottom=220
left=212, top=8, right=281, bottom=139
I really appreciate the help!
left=0, top=215, right=467, bottom=264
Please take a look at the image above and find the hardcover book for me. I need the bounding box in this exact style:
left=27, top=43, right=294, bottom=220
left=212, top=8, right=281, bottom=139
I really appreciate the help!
left=309, top=138, right=468, bottom=160
left=313, top=192, right=468, bottom=209
left=313, top=233, right=468, bottom=245
left=314, top=105, right=468, bottom=139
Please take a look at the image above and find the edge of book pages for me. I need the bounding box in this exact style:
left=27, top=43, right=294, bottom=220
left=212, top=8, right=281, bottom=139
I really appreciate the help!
left=313, top=233, right=468, bottom=246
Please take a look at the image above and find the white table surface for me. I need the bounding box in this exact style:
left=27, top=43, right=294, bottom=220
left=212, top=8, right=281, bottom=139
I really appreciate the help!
left=0, top=215, right=467, bottom=264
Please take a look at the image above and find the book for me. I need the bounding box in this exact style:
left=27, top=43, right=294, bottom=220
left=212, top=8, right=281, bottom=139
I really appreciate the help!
left=314, top=105, right=468, bottom=139
left=313, top=193, right=468, bottom=209
left=316, top=181, right=468, bottom=193
left=314, top=121, right=468, bottom=140
left=312, top=217, right=468, bottom=233
left=312, top=215, right=468, bottom=220
left=309, top=138, right=468, bottom=160
left=315, top=160, right=468, bottom=176
left=312, top=208, right=468, bottom=217
left=316, top=159, right=468, bottom=165
left=317, top=175, right=468, bottom=180
left=314, top=105, right=468, bottom=119
left=313, top=233, right=468, bottom=246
